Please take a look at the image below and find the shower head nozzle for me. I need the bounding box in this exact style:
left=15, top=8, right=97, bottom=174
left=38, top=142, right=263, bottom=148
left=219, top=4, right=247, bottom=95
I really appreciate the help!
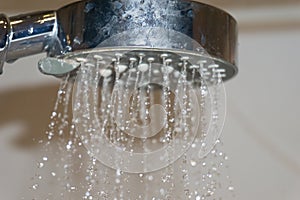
left=0, top=0, right=238, bottom=81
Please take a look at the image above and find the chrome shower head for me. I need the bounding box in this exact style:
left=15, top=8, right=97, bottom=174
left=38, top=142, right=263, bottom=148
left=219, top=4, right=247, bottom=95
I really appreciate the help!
left=0, top=0, right=238, bottom=81
left=0, top=2, right=241, bottom=193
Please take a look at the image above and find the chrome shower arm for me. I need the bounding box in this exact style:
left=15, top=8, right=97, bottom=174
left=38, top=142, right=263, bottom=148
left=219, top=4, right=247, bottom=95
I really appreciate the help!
left=0, top=11, right=59, bottom=74
left=0, top=13, right=10, bottom=74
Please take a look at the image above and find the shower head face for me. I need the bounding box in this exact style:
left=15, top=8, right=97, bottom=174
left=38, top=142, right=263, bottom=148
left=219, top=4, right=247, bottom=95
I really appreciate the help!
left=45, top=47, right=232, bottom=81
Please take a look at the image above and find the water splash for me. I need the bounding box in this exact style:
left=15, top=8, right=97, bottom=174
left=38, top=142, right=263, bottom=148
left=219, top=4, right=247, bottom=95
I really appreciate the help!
left=28, top=48, right=235, bottom=199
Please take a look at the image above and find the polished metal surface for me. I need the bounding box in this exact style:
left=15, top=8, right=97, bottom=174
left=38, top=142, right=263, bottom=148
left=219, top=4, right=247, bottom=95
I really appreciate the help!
left=0, top=11, right=58, bottom=74
left=6, top=11, right=58, bottom=62
left=0, top=0, right=238, bottom=80
left=39, top=46, right=231, bottom=82
left=0, top=14, right=10, bottom=74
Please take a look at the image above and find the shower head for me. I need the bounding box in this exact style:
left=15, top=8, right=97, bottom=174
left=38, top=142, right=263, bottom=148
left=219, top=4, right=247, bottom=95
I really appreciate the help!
left=0, top=0, right=238, bottom=81
left=0, top=0, right=240, bottom=185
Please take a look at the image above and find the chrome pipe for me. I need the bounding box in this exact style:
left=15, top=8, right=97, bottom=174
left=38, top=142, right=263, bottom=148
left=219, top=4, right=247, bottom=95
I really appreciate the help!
left=0, top=11, right=58, bottom=74
left=7, top=11, right=58, bottom=62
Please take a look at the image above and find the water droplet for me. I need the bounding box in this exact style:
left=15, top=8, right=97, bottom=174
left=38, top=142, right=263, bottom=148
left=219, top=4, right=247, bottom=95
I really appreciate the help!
left=228, top=186, right=235, bottom=191
left=51, top=111, right=57, bottom=117
left=162, top=174, right=171, bottom=183
left=66, top=141, right=72, bottom=150
left=148, top=175, right=154, bottom=181
left=184, top=189, right=190, bottom=196
left=100, top=69, right=112, bottom=77
left=58, top=89, right=65, bottom=95
left=160, top=188, right=165, bottom=195
left=116, top=169, right=121, bottom=176
left=85, top=191, right=90, bottom=196
left=190, top=160, right=197, bottom=167
left=70, top=186, right=76, bottom=191
left=32, top=184, right=39, bottom=190
left=38, top=162, right=44, bottom=168
left=117, top=64, right=128, bottom=73
left=138, top=63, right=149, bottom=72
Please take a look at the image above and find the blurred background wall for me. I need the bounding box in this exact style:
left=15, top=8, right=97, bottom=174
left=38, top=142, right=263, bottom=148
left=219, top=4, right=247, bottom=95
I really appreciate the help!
left=0, top=0, right=300, bottom=199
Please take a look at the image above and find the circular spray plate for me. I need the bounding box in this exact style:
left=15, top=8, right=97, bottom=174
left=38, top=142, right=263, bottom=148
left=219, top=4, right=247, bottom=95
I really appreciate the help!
left=38, top=47, right=237, bottom=82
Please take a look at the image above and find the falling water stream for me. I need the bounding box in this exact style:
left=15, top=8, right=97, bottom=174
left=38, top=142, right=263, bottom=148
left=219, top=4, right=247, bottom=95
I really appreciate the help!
left=28, top=48, right=235, bottom=200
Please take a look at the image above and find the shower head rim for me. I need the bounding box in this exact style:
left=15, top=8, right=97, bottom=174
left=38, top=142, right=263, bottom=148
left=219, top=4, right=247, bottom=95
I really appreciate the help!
left=39, top=46, right=237, bottom=81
